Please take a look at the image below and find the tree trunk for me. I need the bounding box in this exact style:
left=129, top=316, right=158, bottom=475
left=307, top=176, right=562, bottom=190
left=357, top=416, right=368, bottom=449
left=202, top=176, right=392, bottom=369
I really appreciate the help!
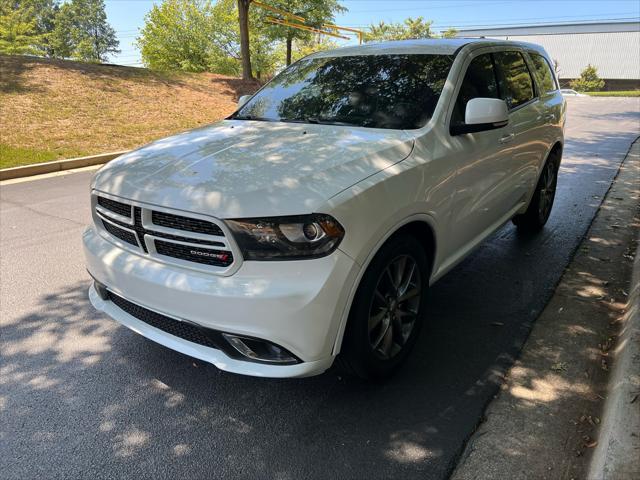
left=285, top=35, right=292, bottom=66
left=237, top=0, right=253, bottom=80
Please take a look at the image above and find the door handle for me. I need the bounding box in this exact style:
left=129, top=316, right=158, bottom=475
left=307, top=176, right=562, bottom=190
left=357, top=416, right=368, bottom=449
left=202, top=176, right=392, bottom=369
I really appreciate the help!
left=545, top=114, right=555, bottom=122
left=499, top=133, right=515, bottom=144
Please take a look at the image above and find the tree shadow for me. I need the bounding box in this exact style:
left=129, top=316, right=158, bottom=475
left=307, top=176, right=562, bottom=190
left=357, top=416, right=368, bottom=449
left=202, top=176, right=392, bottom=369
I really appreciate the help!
left=0, top=54, right=261, bottom=97
left=0, top=54, right=35, bottom=93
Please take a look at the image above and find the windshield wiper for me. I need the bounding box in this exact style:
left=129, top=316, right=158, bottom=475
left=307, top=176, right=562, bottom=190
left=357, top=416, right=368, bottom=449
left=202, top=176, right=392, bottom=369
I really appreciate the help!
left=232, top=114, right=276, bottom=122
left=305, top=117, right=359, bottom=126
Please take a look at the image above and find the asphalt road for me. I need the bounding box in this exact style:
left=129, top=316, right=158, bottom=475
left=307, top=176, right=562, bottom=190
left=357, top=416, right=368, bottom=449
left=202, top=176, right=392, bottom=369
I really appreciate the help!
left=2, top=97, right=639, bottom=480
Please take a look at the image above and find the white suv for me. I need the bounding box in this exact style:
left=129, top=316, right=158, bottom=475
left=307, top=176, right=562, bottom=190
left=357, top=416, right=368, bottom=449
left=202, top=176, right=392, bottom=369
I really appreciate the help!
left=84, top=39, right=565, bottom=379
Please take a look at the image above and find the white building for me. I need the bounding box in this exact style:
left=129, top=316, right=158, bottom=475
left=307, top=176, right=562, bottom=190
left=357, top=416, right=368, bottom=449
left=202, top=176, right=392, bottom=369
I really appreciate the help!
left=456, top=21, right=640, bottom=90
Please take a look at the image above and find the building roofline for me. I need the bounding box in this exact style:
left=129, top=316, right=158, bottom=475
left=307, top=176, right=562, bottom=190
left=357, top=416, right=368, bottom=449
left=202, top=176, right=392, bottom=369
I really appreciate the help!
left=456, top=20, right=640, bottom=36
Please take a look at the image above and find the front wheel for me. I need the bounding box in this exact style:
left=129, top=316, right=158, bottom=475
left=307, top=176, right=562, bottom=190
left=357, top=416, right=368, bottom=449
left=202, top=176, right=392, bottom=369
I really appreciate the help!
left=336, top=234, right=429, bottom=380
left=513, top=152, right=559, bottom=231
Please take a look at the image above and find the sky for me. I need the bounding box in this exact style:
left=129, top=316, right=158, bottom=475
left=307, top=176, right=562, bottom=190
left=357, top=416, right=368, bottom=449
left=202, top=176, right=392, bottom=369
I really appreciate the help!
left=104, top=0, right=640, bottom=67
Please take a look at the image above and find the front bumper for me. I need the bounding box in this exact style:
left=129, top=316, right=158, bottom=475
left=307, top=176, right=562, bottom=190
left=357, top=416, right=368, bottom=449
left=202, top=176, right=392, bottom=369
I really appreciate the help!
left=83, top=226, right=358, bottom=378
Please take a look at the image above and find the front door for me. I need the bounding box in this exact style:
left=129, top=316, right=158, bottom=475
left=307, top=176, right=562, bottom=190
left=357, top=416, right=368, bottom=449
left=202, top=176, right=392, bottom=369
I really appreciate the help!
left=443, top=51, right=516, bottom=260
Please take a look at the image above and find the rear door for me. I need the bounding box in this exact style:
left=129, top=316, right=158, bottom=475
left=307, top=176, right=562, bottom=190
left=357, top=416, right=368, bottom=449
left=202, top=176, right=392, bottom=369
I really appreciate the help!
left=527, top=51, right=564, bottom=167
left=493, top=50, right=542, bottom=203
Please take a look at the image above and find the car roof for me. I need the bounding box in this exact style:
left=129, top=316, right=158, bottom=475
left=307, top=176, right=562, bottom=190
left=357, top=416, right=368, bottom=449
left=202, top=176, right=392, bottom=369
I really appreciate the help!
left=309, top=38, right=548, bottom=58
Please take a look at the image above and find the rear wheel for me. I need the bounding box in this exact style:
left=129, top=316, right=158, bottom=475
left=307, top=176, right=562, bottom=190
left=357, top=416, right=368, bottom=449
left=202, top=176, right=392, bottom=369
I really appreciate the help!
left=513, top=150, right=560, bottom=231
left=337, top=234, right=429, bottom=380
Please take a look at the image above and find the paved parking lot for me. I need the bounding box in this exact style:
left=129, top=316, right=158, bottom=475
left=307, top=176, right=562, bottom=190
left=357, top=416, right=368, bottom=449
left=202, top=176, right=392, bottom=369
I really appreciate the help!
left=1, top=97, right=639, bottom=479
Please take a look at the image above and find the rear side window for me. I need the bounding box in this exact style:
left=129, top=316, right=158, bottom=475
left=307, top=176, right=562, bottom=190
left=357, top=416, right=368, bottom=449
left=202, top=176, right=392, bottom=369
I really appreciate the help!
left=494, top=51, right=535, bottom=109
left=530, top=53, right=557, bottom=94
left=451, top=53, right=500, bottom=124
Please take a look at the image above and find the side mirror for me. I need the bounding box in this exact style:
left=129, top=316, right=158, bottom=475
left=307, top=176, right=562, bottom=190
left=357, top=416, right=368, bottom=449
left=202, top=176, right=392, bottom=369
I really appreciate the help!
left=238, top=95, right=251, bottom=108
left=450, top=98, right=509, bottom=136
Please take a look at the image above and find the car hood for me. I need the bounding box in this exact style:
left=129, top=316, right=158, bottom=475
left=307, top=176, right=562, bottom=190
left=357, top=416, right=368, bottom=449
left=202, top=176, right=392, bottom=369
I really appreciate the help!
left=92, top=120, right=414, bottom=218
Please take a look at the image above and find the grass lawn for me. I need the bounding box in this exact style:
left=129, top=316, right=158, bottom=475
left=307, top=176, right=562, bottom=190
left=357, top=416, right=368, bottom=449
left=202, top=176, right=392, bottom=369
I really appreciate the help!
left=0, top=55, right=259, bottom=169
left=586, top=90, right=640, bottom=97
left=0, top=144, right=87, bottom=169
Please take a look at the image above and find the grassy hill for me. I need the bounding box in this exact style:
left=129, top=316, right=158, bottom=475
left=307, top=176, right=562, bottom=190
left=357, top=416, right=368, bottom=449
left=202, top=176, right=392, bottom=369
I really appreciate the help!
left=0, top=55, right=259, bottom=169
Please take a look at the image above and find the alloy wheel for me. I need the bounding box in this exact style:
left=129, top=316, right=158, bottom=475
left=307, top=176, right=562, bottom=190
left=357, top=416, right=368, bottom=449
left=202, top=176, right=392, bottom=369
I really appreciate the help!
left=368, top=254, right=422, bottom=359
left=538, top=161, right=557, bottom=221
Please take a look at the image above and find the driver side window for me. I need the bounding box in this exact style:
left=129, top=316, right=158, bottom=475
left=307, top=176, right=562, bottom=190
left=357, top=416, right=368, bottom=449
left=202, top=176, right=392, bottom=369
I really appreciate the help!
left=451, top=54, right=500, bottom=125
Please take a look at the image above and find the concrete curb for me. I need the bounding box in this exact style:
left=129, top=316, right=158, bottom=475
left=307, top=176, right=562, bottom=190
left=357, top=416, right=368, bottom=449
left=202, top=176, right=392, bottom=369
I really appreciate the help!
left=0, top=151, right=128, bottom=181
left=589, top=144, right=640, bottom=479
left=452, top=138, right=640, bottom=480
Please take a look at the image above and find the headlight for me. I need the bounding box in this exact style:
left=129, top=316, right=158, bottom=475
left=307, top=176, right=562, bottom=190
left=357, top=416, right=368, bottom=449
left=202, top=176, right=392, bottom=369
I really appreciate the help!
left=225, top=214, right=345, bottom=260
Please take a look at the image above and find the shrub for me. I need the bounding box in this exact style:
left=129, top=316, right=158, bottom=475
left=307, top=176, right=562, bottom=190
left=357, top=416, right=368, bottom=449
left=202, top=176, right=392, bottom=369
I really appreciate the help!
left=570, top=64, right=605, bottom=92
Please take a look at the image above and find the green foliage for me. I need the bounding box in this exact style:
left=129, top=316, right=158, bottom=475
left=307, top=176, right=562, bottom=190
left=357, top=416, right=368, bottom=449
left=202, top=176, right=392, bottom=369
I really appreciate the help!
left=288, top=36, right=338, bottom=63
left=22, top=0, right=59, bottom=55
left=48, top=2, right=74, bottom=58
left=0, top=0, right=43, bottom=55
left=570, top=64, right=605, bottom=92
left=0, top=0, right=118, bottom=61
left=365, top=17, right=435, bottom=42
left=365, top=18, right=459, bottom=42
left=138, top=0, right=228, bottom=72
left=440, top=28, right=458, bottom=39
left=72, top=0, right=119, bottom=62
left=138, top=0, right=279, bottom=75
left=254, top=0, right=345, bottom=65
left=586, top=90, right=640, bottom=97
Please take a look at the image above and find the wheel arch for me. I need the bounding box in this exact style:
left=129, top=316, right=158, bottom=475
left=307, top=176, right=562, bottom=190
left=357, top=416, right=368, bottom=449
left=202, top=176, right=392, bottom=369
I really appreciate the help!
left=331, top=215, right=438, bottom=356
left=518, top=139, right=564, bottom=216
left=548, top=140, right=563, bottom=168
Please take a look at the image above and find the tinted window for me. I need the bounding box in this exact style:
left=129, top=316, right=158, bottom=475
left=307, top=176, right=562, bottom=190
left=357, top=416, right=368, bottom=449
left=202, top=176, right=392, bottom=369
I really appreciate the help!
left=451, top=53, right=499, bottom=124
left=494, top=51, right=535, bottom=109
left=233, top=54, right=453, bottom=129
left=530, top=53, right=557, bottom=94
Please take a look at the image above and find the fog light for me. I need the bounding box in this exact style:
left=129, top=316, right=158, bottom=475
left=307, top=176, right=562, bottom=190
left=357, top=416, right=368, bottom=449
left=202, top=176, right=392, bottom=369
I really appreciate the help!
left=222, top=333, right=298, bottom=364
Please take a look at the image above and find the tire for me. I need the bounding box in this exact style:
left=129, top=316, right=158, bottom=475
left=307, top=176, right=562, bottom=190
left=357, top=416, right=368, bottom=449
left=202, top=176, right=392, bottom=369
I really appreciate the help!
left=513, top=150, right=560, bottom=231
left=337, top=234, right=430, bottom=380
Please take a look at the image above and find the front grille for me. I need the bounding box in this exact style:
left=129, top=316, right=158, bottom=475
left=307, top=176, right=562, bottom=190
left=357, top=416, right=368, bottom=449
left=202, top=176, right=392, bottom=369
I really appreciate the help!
left=108, top=292, right=220, bottom=349
left=94, top=194, right=233, bottom=270
left=98, top=196, right=131, bottom=218
left=152, top=211, right=224, bottom=236
left=155, top=240, right=233, bottom=267
left=102, top=220, right=137, bottom=246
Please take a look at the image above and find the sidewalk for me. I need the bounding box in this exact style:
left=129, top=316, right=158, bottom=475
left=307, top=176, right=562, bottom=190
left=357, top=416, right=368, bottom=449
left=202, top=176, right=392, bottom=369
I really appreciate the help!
left=452, top=139, right=640, bottom=480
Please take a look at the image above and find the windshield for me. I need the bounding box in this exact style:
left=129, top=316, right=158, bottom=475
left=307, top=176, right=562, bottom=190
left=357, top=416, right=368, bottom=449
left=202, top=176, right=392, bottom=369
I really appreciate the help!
left=232, top=54, right=454, bottom=130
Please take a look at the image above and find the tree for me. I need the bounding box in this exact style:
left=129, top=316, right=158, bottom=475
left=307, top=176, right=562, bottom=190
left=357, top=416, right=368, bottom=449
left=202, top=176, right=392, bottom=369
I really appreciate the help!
left=49, top=0, right=119, bottom=62
left=0, top=0, right=63, bottom=56
left=256, top=0, right=345, bottom=66
left=71, top=0, right=119, bottom=62
left=570, top=64, right=605, bottom=92
left=440, top=27, right=458, bottom=39
left=0, top=0, right=43, bottom=54
left=237, top=0, right=252, bottom=79
left=138, top=0, right=279, bottom=77
left=365, top=17, right=434, bottom=42
left=138, top=0, right=224, bottom=72
left=48, top=2, right=74, bottom=58
left=22, top=0, right=59, bottom=56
